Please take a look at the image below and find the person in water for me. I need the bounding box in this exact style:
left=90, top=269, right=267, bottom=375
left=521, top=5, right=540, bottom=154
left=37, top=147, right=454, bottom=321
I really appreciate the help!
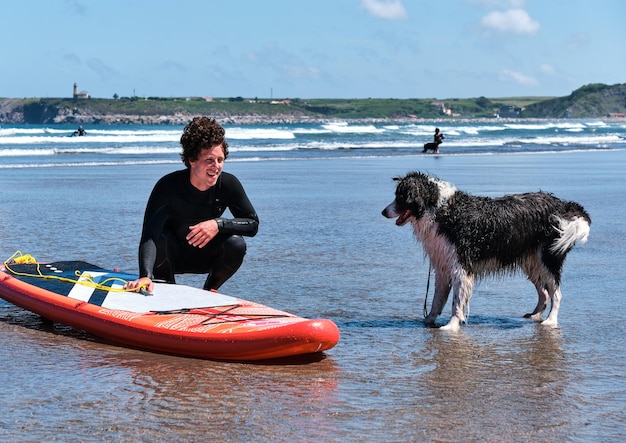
left=434, top=127, right=444, bottom=146
left=124, top=116, right=259, bottom=294
left=422, top=127, right=445, bottom=153
left=73, top=126, right=85, bottom=136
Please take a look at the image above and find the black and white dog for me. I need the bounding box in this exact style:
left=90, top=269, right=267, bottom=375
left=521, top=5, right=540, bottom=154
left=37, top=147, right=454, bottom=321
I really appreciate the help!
left=382, top=172, right=591, bottom=330
left=422, top=142, right=440, bottom=153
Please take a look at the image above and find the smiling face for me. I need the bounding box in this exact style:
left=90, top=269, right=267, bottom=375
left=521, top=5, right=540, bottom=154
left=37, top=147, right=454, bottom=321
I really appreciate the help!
left=189, top=144, right=225, bottom=191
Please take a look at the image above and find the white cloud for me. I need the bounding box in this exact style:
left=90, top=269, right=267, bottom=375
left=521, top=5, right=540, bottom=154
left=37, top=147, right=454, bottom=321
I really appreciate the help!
left=470, top=0, right=526, bottom=8
left=481, top=9, right=540, bottom=34
left=361, top=0, right=408, bottom=20
left=284, top=64, right=320, bottom=80
left=539, top=63, right=556, bottom=76
left=501, top=69, right=539, bottom=86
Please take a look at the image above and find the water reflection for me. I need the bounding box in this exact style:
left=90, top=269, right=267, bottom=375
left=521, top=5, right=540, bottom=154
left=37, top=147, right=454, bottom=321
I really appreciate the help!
left=1, top=334, right=341, bottom=440
left=0, top=305, right=342, bottom=440
left=413, top=325, right=570, bottom=440
left=74, top=348, right=340, bottom=440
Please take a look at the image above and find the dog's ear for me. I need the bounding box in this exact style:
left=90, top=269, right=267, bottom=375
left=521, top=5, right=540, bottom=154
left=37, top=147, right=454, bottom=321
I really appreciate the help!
left=422, top=180, right=440, bottom=208
left=397, top=174, right=441, bottom=218
left=394, top=171, right=423, bottom=181
left=404, top=188, right=430, bottom=219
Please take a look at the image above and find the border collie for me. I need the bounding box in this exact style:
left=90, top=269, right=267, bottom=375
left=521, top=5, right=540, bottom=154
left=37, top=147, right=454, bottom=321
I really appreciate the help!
left=382, top=172, right=591, bottom=330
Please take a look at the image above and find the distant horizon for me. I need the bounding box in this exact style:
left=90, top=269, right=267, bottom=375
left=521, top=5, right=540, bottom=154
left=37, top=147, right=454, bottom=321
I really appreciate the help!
left=2, top=92, right=561, bottom=101
left=4, top=83, right=624, bottom=123
left=13, top=80, right=626, bottom=103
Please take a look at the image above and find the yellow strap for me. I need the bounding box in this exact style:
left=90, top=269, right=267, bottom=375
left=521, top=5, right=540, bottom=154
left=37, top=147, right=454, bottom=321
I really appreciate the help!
left=8, top=251, right=37, bottom=264
left=3, top=251, right=140, bottom=294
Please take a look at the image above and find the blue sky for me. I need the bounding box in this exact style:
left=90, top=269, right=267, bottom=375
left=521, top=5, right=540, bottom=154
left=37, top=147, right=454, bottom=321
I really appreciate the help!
left=3, top=0, right=624, bottom=99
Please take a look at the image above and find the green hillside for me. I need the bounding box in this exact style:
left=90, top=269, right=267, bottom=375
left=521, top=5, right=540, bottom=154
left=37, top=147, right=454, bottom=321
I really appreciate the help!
left=1, top=83, right=624, bottom=124
left=521, top=83, right=626, bottom=118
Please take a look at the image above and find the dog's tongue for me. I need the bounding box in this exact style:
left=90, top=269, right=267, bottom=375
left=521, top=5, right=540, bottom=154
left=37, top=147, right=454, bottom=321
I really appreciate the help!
left=396, top=210, right=411, bottom=226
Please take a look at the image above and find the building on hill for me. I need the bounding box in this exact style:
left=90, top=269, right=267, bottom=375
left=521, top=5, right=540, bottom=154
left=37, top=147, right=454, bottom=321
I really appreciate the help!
left=73, top=82, right=89, bottom=99
left=496, top=105, right=520, bottom=118
left=431, top=101, right=452, bottom=116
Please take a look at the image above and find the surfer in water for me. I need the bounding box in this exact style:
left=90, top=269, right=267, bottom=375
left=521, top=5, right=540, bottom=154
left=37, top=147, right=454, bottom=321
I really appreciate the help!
left=72, top=126, right=85, bottom=136
left=124, top=117, right=259, bottom=294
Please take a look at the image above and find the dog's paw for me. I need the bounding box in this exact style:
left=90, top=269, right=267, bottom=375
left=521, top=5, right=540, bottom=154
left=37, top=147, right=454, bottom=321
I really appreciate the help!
left=439, top=317, right=461, bottom=331
left=541, top=318, right=559, bottom=328
left=523, top=312, right=544, bottom=321
left=423, top=315, right=438, bottom=327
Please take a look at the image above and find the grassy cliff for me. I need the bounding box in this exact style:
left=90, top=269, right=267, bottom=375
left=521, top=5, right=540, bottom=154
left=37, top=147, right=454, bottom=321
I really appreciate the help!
left=521, top=83, right=626, bottom=118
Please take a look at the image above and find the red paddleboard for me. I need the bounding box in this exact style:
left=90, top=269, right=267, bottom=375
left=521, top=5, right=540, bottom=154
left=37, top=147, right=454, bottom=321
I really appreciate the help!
left=0, top=257, right=339, bottom=361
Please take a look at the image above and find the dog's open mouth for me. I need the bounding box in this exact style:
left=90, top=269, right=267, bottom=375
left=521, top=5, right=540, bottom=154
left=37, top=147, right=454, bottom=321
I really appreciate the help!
left=395, top=210, right=412, bottom=226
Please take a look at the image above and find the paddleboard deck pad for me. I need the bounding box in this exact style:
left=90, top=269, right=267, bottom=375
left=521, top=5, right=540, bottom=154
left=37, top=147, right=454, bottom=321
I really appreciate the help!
left=0, top=259, right=340, bottom=361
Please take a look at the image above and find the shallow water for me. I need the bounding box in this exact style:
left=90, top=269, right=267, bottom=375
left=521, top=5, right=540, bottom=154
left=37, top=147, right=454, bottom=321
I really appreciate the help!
left=1, top=150, right=625, bottom=442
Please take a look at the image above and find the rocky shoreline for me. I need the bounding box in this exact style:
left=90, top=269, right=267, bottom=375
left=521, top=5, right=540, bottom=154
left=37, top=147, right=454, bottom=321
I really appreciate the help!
left=0, top=99, right=353, bottom=125
left=0, top=100, right=472, bottom=125
left=1, top=97, right=623, bottom=126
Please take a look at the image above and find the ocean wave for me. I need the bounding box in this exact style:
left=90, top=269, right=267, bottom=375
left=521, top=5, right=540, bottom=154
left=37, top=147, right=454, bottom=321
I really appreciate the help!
left=0, top=134, right=179, bottom=145
left=226, top=127, right=296, bottom=140
left=0, top=159, right=180, bottom=169
left=1, top=121, right=624, bottom=167
left=1, top=135, right=622, bottom=158
left=0, top=146, right=179, bottom=156
left=4, top=147, right=623, bottom=169
left=321, top=123, right=386, bottom=134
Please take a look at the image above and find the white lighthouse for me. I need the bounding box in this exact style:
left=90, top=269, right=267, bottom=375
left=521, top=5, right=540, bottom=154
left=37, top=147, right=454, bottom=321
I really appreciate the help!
left=73, top=82, right=89, bottom=99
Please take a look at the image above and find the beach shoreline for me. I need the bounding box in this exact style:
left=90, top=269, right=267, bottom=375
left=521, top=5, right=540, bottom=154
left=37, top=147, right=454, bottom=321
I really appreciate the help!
left=1, top=148, right=624, bottom=442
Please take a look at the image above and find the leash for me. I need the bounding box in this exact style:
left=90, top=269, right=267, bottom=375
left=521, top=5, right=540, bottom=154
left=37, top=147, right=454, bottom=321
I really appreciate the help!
left=3, top=251, right=150, bottom=295
left=422, top=261, right=473, bottom=323
left=423, top=261, right=432, bottom=318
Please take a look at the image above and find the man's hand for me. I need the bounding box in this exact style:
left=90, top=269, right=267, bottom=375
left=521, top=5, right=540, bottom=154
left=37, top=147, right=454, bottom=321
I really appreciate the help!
left=123, top=276, right=154, bottom=294
left=187, top=219, right=219, bottom=248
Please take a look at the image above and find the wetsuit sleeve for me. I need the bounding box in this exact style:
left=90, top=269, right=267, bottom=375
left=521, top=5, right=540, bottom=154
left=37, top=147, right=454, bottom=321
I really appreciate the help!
left=215, top=175, right=259, bottom=237
left=137, top=179, right=170, bottom=279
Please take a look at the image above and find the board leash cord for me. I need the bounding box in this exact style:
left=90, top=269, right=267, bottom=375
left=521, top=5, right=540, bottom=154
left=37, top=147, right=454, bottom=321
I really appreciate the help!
left=422, top=259, right=471, bottom=323
left=3, top=251, right=293, bottom=320
left=3, top=251, right=148, bottom=295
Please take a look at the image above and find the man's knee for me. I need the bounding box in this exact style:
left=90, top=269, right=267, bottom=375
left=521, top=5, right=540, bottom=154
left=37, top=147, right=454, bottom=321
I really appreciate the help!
left=203, top=236, right=247, bottom=290
left=223, top=235, right=247, bottom=260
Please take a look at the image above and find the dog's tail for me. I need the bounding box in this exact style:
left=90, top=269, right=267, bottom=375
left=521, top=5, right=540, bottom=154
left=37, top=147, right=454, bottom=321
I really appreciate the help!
left=550, top=204, right=591, bottom=255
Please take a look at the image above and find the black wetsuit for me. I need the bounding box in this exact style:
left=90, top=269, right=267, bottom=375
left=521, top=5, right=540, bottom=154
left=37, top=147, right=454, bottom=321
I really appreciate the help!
left=138, top=169, right=258, bottom=290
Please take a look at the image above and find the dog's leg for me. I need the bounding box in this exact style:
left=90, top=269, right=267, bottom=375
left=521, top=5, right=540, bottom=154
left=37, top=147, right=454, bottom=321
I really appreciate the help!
left=440, top=270, right=473, bottom=331
left=524, top=281, right=550, bottom=321
left=526, top=252, right=562, bottom=326
left=542, top=286, right=562, bottom=327
left=522, top=255, right=551, bottom=321
left=424, top=276, right=451, bottom=326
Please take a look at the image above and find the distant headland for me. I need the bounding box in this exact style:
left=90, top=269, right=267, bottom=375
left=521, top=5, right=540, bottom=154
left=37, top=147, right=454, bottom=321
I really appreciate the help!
left=1, top=83, right=624, bottom=125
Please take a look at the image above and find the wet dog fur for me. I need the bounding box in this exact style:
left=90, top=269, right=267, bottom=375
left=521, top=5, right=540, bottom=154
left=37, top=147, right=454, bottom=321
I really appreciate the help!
left=382, top=171, right=591, bottom=330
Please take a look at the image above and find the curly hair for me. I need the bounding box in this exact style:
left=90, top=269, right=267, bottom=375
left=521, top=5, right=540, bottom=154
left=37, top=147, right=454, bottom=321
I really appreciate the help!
left=179, top=116, right=229, bottom=167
